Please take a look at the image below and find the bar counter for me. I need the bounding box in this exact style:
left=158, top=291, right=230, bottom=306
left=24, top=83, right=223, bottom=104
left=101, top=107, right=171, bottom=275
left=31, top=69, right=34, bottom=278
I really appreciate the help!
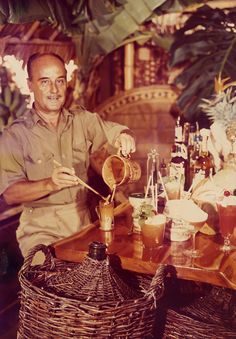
left=53, top=202, right=236, bottom=290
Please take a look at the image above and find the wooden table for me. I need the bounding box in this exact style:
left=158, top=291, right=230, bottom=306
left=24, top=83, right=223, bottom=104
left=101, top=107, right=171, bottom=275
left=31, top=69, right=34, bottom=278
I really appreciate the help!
left=53, top=202, right=236, bottom=290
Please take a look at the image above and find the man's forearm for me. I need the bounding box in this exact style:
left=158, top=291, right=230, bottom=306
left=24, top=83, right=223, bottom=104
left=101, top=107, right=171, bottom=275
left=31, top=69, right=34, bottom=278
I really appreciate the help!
left=3, top=179, right=57, bottom=205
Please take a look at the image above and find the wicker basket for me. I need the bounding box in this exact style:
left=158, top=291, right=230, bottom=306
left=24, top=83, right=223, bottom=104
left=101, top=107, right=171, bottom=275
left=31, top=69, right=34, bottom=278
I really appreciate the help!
left=18, top=243, right=165, bottom=339
left=160, top=283, right=236, bottom=339
left=162, top=307, right=236, bottom=339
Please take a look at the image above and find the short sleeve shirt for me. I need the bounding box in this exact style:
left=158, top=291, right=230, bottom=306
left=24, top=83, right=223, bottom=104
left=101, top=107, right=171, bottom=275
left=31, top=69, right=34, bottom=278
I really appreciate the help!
left=0, top=107, right=128, bottom=207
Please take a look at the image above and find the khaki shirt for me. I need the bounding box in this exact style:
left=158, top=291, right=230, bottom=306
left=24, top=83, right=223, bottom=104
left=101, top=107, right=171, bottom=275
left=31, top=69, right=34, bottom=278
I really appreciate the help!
left=0, top=107, right=127, bottom=207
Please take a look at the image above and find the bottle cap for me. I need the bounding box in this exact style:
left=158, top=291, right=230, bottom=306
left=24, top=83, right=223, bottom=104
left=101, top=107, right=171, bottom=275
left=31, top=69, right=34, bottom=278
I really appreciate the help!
left=190, top=124, right=196, bottom=133
left=88, top=241, right=107, bottom=260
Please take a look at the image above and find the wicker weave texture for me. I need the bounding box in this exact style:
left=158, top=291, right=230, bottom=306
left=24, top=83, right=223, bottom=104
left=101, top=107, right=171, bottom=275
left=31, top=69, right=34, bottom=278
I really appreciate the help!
left=44, top=256, right=142, bottom=301
left=180, top=286, right=236, bottom=330
left=18, top=244, right=165, bottom=339
left=163, top=308, right=236, bottom=339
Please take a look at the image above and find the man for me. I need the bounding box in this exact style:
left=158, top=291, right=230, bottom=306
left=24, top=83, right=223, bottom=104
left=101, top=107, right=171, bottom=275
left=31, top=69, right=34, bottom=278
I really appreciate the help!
left=0, top=52, right=136, bottom=258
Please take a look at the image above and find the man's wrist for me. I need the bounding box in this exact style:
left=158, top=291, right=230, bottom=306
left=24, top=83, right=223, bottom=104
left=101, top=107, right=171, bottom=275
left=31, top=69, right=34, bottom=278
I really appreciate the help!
left=44, top=178, right=58, bottom=192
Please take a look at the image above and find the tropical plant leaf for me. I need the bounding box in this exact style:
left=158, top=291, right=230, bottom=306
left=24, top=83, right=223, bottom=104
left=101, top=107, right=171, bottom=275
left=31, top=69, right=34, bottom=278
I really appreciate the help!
left=154, top=0, right=202, bottom=13
left=0, top=0, right=205, bottom=78
left=169, top=5, right=236, bottom=123
left=0, top=0, right=73, bottom=27
left=71, top=0, right=169, bottom=75
left=124, top=31, right=154, bottom=46
left=152, top=33, right=174, bottom=51
left=87, top=0, right=116, bottom=26
left=91, top=0, right=166, bottom=54
left=1, top=0, right=48, bottom=23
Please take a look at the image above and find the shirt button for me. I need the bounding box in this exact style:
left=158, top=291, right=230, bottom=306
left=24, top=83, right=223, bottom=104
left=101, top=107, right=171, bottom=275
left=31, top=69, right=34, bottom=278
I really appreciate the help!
left=29, top=208, right=33, bottom=213
left=37, top=159, right=42, bottom=164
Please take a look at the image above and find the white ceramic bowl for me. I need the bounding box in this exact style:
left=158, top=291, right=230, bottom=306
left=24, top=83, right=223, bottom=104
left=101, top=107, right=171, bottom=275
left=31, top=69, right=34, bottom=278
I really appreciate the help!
left=164, top=199, right=208, bottom=227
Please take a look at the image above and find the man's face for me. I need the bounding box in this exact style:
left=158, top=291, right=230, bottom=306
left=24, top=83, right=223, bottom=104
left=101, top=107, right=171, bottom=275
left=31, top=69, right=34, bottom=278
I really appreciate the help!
left=28, top=55, right=67, bottom=115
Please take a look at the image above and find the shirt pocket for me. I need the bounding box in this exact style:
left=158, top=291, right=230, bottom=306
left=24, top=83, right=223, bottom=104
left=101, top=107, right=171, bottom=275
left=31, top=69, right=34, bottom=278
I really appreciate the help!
left=72, top=141, right=91, bottom=176
left=25, top=152, right=54, bottom=180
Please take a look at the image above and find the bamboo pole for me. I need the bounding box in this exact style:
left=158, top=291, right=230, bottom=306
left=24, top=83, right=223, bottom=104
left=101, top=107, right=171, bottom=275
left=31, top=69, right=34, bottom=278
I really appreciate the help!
left=124, top=42, right=134, bottom=91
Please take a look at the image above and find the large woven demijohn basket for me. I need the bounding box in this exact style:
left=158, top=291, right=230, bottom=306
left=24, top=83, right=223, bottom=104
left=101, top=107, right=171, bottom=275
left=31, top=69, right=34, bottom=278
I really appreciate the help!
left=18, top=242, right=165, bottom=338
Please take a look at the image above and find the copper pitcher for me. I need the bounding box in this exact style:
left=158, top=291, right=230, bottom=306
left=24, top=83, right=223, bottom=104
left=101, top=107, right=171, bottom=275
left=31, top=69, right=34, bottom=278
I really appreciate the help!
left=102, top=151, right=141, bottom=189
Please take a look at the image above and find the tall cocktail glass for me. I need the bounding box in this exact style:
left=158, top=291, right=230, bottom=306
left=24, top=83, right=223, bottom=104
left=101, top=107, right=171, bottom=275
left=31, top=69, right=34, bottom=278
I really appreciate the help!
left=217, top=195, right=236, bottom=253
left=141, top=214, right=166, bottom=261
left=164, top=199, right=208, bottom=258
left=183, top=220, right=204, bottom=258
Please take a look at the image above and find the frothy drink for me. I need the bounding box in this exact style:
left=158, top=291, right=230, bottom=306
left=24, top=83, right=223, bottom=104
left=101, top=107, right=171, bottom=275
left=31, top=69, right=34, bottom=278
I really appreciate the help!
left=142, top=214, right=166, bottom=248
left=96, top=200, right=114, bottom=231
left=217, top=196, right=236, bottom=237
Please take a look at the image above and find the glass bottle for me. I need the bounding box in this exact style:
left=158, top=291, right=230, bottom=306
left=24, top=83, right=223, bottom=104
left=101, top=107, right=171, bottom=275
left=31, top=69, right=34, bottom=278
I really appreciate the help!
left=183, top=122, right=190, bottom=147
left=189, top=129, right=202, bottom=186
left=194, top=131, right=214, bottom=180
left=225, top=124, right=236, bottom=170
left=185, top=123, right=196, bottom=190
left=174, top=116, right=183, bottom=145
left=169, top=144, right=187, bottom=193
left=225, top=140, right=236, bottom=170
left=146, top=149, right=159, bottom=187
left=45, top=241, right=140, bottom=301
left=88, top=241, right=107, bottom=260
left=188, top=123, right=197, bottom=160
left=146, top=149, right=159, bottom=210
left=159, top=158, right=168, bottom=178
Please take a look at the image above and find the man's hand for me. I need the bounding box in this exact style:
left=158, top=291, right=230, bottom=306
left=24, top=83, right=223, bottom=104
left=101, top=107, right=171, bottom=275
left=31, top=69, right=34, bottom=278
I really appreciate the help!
left=51, top=165, right=78, bottom=190
left=3, top=164, right=79, bottom=205
left=114, top=132, right=136, bottom=156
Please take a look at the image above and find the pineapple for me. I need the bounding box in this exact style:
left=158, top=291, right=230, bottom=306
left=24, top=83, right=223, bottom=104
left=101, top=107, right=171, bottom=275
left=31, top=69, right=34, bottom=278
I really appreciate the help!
left=200, top=86, right=236, bottom=139
left=200, top=76, right=236, bottom=170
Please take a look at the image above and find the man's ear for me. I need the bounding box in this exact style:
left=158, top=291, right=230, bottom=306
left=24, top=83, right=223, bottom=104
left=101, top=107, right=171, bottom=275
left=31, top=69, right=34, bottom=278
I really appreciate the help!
left=27, top=78, right=33, bottom=92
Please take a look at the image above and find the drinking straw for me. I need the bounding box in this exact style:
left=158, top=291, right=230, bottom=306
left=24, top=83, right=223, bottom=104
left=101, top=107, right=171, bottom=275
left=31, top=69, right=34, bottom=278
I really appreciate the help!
left=110, top=184, right=117, bottom=203
left=74, top=176, right=108, bottom=201
left=209, top=168, right=214, bottom=184
left=155, top=183, right=158, bottom=212
left=186, top=181, right=194, bottom=199
left=53, top=159, right=107, bottom=201
left=151, top=173, right=155, bottom=208
left=158, top=170, right=169, bottom=201
left=145, top=174, right=152, bottom=199
left=177, top=167, right=183, bottom=198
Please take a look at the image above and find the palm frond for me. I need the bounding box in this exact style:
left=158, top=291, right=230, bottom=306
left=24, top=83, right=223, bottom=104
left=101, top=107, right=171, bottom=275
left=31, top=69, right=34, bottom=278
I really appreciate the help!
left=169, top=4, right=236, bottom=122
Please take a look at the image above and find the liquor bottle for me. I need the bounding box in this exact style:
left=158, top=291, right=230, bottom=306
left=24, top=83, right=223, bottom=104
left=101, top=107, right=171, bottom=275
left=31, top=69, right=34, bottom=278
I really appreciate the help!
left=225, top=140, right=236, bottom=170
left=146, top=149, right=159, bottom=211
left=169, top=144, right=187, bottom=190
left=194, top=130, right=215, bottom=181
left=225, top=126, right=236, bottom=170
left=146, top=149, right=159, bottom=186
left=188, top=123, right=197, bottom=159
left=183, top=122, right=190, bottom=147
left=184, top=123, right=196, bottom=190
left=170, top=117, right=188, bottom=191
left=188, top=126, right=201, bottom=186
left=159, top=158, right=168, bottom=178
left=174, top=116, right=183, bottom=145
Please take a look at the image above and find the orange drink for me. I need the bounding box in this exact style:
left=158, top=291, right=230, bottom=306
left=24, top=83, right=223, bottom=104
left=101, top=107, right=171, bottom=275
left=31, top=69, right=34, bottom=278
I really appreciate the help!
left=217, top=196, right=236, bottom=237
left=142, top=214, right=166, bottom=248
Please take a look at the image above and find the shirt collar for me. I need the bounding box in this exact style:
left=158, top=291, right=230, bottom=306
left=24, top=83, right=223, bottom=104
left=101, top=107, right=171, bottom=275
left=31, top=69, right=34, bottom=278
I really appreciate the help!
left=30, top=105, right=74, bottom=127
left=11, top=105, right=74, bottom=129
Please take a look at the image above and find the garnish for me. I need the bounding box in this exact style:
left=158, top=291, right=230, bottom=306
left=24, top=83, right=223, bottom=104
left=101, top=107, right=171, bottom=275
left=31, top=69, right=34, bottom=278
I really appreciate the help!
left=223, top=190, right=231, bottom=197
